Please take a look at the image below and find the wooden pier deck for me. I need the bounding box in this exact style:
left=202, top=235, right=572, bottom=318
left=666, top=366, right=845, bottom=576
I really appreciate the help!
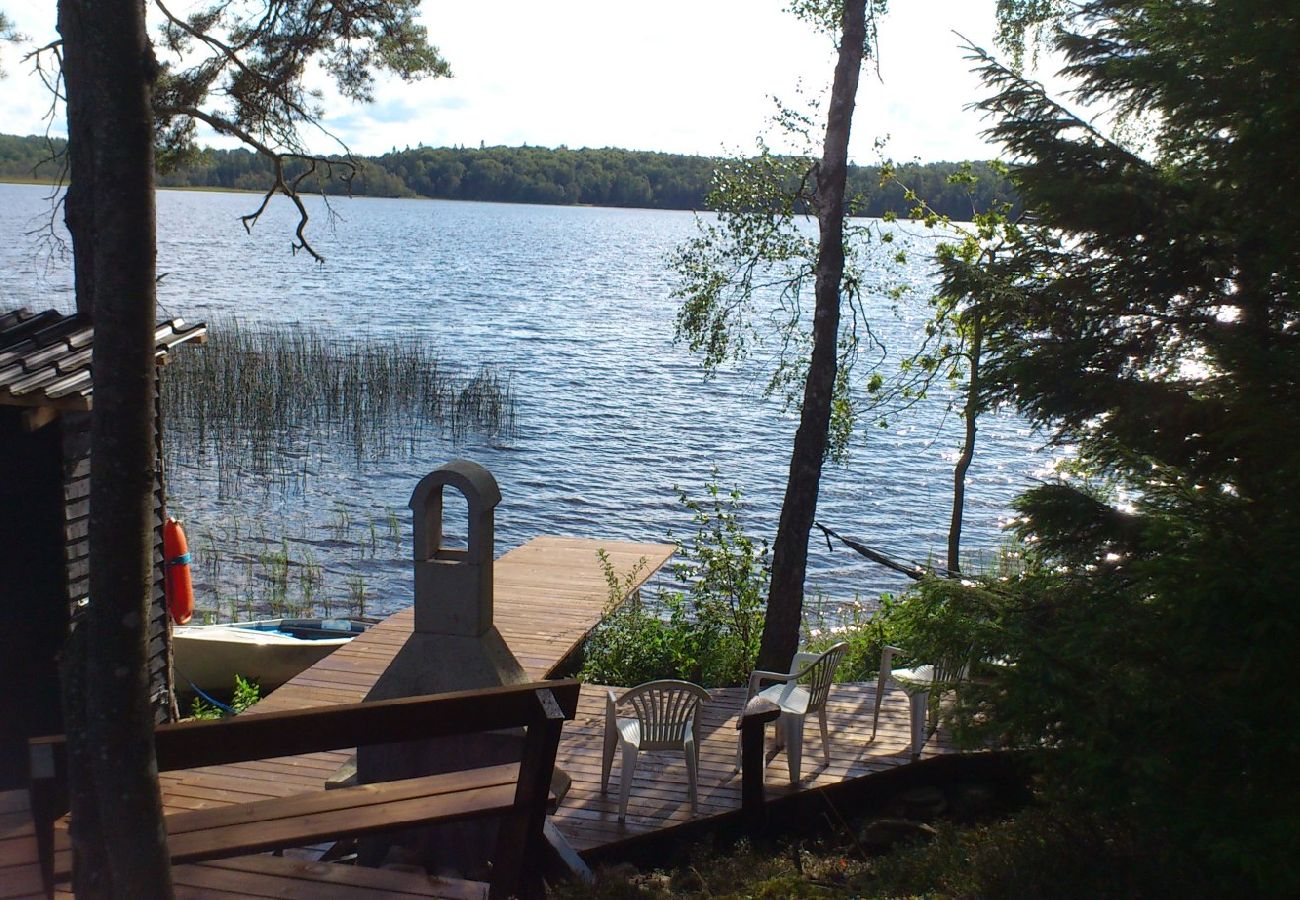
left=552, top=680, right=955, bottom=851
left=1, top=533, right=960, bottom=896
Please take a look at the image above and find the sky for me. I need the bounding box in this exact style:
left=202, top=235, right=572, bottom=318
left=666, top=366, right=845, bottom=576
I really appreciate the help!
left=0, top=1, right=1050, bottom=164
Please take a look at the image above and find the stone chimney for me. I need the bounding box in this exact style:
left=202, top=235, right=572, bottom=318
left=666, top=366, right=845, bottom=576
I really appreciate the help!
left=356, top=460, right=529, bottom=875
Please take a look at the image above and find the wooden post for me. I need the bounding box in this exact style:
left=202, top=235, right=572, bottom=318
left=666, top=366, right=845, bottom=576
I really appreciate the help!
left=737, top=696, right=781, bottom=830
left=28, top=739, right=60, bottom=899
left=490, top=687, right=567, bottom=900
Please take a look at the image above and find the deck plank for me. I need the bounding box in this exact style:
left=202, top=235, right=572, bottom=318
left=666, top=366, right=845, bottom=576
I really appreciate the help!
left=549, top=681, right=957, bottom=851
left=6, top=535, right=965, bottom=895
left=173, top=856, right=487, bottom=898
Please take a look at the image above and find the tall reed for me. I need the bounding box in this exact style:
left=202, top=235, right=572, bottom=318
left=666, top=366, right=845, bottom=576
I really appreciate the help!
left=161, top=319, right=516, bottom=491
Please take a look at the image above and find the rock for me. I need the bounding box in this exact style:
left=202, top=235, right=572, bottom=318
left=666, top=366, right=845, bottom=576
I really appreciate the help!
left=888, top=785, right=948, bottom=821
left=857, top=818, right=939, bottom=853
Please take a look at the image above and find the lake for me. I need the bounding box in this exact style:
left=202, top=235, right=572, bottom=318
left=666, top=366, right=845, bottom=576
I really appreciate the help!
left=0, top=182, right=1049, bottom=620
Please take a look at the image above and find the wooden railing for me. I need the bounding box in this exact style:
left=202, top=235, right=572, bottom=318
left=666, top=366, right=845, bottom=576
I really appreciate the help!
left=736, top=695, right=781, bottom=829
left=30, top=679, right=580, bottom=900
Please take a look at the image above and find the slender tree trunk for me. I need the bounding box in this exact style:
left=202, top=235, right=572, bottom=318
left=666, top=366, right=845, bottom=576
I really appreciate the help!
left=947, top=312, right=983, bottom=574
left=756, top=1, right=867, bottom=673
left=59, top=2, right=95, bottom=318
left=58, top=0, right=174, bottom=895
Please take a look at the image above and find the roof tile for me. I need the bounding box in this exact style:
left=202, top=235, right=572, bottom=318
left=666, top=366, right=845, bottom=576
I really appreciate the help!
left=0, top=308, right=207, bottom=410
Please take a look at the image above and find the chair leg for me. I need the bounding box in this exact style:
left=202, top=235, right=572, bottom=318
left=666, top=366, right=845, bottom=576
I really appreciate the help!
left=871, top=680, right=886, bottom=741
left=907, top=689, right=930, bottom=759
left=601, top=727, right=617, bottom=793
left=618, top=741, right=638, bottom=823
left=818, top=707, right=831, bottom=764
left=684, top=741, right=699, bottom=815
left=785, top=712, right=805, bottom=784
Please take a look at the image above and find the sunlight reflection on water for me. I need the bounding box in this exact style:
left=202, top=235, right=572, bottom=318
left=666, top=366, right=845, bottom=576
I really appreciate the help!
left=0, top=184, right=1055, bottom=620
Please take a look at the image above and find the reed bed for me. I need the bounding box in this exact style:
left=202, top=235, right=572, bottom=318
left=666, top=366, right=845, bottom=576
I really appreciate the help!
left=180, top=510, right=398, bottom=624
left=160, top=320, right=515, bottom=621
left=161, top=319, right=516, bottom=491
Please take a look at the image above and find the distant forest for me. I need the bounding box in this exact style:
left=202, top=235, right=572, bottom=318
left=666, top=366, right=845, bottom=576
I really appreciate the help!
left=0, top=132, right=1015, bottom=221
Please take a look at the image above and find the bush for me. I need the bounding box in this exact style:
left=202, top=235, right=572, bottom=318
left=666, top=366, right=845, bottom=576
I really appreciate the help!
left=806, top=574, right=1002, bottom=686
left=553, top=800, right=1213, bottom=899
left=580, top=476, right=768, bottom=688
left=578, top=554, right=683, bottom=688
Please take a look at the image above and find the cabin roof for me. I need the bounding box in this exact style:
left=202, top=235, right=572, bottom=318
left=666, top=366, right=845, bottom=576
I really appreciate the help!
left=0, top=307, right=207, bottom=411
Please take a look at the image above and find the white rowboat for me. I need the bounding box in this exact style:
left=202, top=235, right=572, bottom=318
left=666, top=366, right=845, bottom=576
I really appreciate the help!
left=173, top=618, right=373, bottom=696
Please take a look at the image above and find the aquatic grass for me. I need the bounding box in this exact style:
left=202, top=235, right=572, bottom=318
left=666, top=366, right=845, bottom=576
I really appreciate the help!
left=161, top=319, right=517, bottom=493
left=172, top=505, right=413, bottom=623
left=346, top=573, right=368, bottom=619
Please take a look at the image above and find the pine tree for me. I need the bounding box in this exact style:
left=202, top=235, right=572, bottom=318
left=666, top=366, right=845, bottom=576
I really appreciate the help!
left=953, top=1, right=1300, bottom=888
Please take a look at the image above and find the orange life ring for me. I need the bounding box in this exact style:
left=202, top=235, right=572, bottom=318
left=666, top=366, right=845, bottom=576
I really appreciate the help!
left=164, top=517, right=195, bottom=625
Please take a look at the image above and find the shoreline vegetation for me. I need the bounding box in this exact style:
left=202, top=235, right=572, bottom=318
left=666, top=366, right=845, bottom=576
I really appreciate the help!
left=0, top=132, right=1015, bottom=222
left=159, top=320, right=516, bottom=624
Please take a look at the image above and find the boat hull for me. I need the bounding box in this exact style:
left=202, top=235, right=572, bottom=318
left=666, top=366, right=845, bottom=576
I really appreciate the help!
left=173, top=618, right=368, bottom=696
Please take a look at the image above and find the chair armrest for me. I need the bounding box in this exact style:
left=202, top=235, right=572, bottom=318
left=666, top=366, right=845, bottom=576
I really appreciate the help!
left=747, top=669, right=796, bottom=697
left=605, top=690, right=618, bottom=735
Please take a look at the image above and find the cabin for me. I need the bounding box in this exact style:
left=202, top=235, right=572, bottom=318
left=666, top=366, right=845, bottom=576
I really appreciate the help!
left=0, top=307, right=206, bottom=788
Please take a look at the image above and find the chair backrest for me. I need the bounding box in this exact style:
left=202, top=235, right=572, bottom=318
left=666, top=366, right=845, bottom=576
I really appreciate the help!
left=934, top=644, right=974, bottom=690
left=618, top=680, right=711, bottom=750
left=795, top=642, right=848, bottom=714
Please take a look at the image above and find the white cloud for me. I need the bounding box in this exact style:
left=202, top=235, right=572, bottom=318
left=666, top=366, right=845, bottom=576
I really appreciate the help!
left=0, top=0, right=1065, bottom=162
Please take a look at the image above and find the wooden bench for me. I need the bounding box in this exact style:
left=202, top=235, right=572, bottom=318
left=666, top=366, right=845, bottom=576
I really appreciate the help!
left=29, top=679, right=579, bottom=900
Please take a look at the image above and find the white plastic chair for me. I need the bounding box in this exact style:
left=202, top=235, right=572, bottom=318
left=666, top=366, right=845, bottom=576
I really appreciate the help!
left=601, top=679, right=711, bottom=823
left=872, top=644, right=970, bottom=758
left=735, top=642, right=848, bottom=784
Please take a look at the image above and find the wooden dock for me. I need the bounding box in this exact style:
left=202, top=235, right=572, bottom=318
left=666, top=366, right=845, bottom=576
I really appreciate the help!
left=552, top=680, right=955, bottom=851
left=1, top=534, right=959, bottom=896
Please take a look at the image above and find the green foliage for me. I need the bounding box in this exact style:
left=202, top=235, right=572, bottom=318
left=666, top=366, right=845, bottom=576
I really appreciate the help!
left=939, top=1, right=1300, bottom=889
left=806, top=569, right=1007, bottom=689
left=0, top=13, right=20, bottom=77
left=554, top=802, right=1211, bottom=899
left=0, top=131, right=1018, bottom=220
left=579, top=552, right=680, bottom=689
left=153, top=0, right=449, bottom=156
left=161, top=318, right=516, bottom=481
left=188, top=674, right=261, bottom=720
left=668, top=125, right=886, bottom=461
left=580, top=476, right=769, bottom=688
left=787, top=1, right=889, bottom=57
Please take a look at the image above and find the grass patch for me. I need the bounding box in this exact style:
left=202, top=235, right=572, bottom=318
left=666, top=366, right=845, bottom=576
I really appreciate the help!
left=555, top=801, right=1217, bottom=899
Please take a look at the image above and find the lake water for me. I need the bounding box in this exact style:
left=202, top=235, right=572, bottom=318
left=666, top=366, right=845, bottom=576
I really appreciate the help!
left=0, top=182, right=1049, bottom=620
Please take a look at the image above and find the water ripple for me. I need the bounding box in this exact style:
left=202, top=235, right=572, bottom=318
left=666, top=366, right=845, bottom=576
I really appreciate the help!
left=0, top=185, right=1054, bottom=617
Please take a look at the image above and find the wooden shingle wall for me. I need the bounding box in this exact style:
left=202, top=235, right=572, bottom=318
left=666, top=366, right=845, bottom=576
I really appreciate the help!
left=60, top=404, right=175, bottom=725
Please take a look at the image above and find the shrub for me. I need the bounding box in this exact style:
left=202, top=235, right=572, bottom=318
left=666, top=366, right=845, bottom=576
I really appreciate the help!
left=188, top=674, right=261, bottom=719
left=580, top=476, right=768, bottom=688
left=807, top=573, right=1002, bottom=686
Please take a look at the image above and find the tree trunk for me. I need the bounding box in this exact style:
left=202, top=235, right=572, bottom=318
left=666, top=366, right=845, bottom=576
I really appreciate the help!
left=756, top=1, right=867, bottom=673
left=58, top=2, right=95, bottom=318
left=58, top=0, right=174, bottom=895
left=948, top=312, right=983, bottom=574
